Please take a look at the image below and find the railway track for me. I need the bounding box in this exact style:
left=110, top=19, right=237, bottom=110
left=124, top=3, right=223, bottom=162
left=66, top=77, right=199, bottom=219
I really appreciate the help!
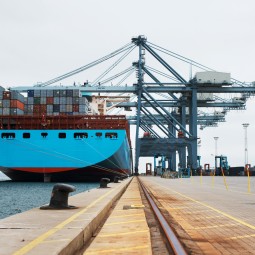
left=138, top=177, right=187, bottom=255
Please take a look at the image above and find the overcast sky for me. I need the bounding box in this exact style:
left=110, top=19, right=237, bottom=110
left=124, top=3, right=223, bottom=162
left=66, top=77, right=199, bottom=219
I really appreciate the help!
left=1, top=0, right=255, bottom=171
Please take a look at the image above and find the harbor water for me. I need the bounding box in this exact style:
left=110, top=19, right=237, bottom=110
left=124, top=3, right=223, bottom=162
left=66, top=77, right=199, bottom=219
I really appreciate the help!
left=0, top=172, right=99, bottom=219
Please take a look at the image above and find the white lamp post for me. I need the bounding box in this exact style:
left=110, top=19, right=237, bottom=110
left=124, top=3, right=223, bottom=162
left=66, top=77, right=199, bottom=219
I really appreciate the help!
left=242, top=123, right=249, bottom=166
left=213, top=137, right=219, bottom=157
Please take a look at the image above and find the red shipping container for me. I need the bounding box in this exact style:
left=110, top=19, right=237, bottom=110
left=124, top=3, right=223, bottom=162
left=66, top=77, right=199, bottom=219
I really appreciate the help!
left=46, top=97, right=54, bottom=104
left=40, top=105, right=47, bottom=113
left=33, top=105, right=40, bottom=115
left=72, top=104, right=79, bottom=112
left=3, top=91, right=11, bottom=99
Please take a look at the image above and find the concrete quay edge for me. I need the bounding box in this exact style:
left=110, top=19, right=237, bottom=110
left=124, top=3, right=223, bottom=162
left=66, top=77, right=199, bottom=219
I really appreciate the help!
left=0, top=177, right=132, bottom=255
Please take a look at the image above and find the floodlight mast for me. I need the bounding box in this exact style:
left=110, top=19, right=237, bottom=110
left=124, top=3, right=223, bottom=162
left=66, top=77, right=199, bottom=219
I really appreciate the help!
left=242, top=123, right=249, bottom=166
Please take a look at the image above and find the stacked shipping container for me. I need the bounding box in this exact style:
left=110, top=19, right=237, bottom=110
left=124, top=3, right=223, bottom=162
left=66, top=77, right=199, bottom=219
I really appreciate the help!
left=0, top=88, right=89, bottom=116
left=0, top=87, right=25, bottom=115
left=24, top=89, right=89, bottom=116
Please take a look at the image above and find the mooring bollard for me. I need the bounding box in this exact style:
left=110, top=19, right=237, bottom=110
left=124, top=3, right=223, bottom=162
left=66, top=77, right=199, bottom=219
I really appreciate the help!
left=114, top=176, right=120, bottom=183
left=40, top=183, right=77, bottom=209
left=100, top=178, right=110, bottom=188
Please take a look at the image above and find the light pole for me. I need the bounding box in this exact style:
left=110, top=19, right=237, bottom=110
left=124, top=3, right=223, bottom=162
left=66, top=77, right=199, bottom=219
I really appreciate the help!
left=213, top=137, right=219, bottom=157
left=242, top=123, right=249, bottom=166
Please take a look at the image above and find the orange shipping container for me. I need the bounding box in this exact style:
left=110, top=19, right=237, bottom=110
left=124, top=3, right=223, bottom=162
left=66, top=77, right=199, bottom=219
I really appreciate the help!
left=10, top=100, right=25, bottom=110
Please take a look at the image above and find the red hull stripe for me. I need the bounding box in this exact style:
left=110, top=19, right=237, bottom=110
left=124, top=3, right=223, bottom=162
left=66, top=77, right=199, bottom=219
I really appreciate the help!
left=13, top=167, right=75, bottom=173
left=12, top=167, right=130, bottom=174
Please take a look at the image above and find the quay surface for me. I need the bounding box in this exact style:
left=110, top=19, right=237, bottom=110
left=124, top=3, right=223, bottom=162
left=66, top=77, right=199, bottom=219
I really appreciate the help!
left=140, top=175, right=255, bottom=254
left=1, top=176, right=255, bottom=254
left=0, top=178, right=132, bottom=255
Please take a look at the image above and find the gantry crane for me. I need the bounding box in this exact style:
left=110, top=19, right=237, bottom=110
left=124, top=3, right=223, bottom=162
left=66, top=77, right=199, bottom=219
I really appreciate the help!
left=10, top=35, right=255, bottom=174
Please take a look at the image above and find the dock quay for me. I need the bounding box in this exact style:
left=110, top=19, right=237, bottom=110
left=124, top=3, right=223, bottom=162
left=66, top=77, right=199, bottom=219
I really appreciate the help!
left=1, top=176, right=255, bottom=254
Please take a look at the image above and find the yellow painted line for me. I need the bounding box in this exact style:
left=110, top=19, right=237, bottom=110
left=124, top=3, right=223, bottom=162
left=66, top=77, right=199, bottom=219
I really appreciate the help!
left=225, top=234, right=255, bottom=240
left=111, top=213, right=144, bottom=218
left=42, top=239, right=70, bottom=243
left=131, top=204, right=144, bottom=208
left=150, top=183, right=255, bottom=231
left=13, top=187, right=117, bottom=255
left=84, top=245, right=149, bottom=254
left=193, top=223, right=238, bottom=230
left=73, top=219, right=92, bottom=222
left=105, top=219, right=146, bottom=226
left=172, top=209, right=212, bottom=214
left=204, top=215, right=223, bottom=219
left=165, top=206, right=189, bottom=210
left=98, top=229, right=149, bottom=237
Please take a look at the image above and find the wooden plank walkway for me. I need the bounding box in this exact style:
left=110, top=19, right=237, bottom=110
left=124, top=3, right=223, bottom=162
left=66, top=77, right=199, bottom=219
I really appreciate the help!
left=84, top=177, right=152, bottom=255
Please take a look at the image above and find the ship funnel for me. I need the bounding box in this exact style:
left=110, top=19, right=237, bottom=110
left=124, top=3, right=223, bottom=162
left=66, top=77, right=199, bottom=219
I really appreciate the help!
left=40, top=183, right=77, bottom=210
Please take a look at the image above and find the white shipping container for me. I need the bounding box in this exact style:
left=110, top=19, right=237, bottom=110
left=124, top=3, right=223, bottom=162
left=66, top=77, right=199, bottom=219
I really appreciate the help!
left=3, top=108, right=10, bottom=115
left=66, top=105, right=72, bottom=112
left=53, top=97, right=60, bottom=104
left=66, top=97, right=73, bottom=104
left=59, top=97, right=66, bottom=104
left=79, top=105, right=88, bottom=113
left=60, top=105, right=66, bottom=112
left=79, top=97, right=88, bottom=105
left=46, top=90, right=54, bottom=97
left=73, top=89, right=80, bottom=97
left=3, top=100, right=10, bottom=107
left=47, top=105, right=53, bottom=113
left=40, top=90, right=47, bottom=97
left=40, top=97, right=47, bottom=104
left=73, top=98, right=79, bottom=104
left=34, top=90, right=41, bottom=97
left=27, top=97, right=34, bottom=104
left=195, top=71, right=231, bottom=84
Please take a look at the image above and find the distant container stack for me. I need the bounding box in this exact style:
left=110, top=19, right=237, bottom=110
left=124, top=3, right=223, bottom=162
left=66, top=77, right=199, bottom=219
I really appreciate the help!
left=0, top=87, right=25, bottom=116
left=24, top=89, right=89, bottom=116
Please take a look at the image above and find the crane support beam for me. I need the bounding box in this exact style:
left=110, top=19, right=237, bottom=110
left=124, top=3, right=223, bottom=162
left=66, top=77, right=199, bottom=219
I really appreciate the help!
left=139, top=138, right=190, bottom=157
left=140, top=108, right=172, bottom=137
left=142, top=66, right=178, bottom=100
left=10, top=85, right=255, bottom=94
left=141, top=43, right=187, bottom=84
left=142, top=87, right=192, bottom=137
left=117, top=101, right=245, bottom=108
left=127, top=114, right=225, bottom=122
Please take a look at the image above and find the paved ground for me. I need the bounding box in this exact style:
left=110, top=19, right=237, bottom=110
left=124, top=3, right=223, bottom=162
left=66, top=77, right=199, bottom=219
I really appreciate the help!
left=0, top=178, right=131, bottom=255
left=2, top=176, right=255, bottom=254
left=140, top=176, right=255, bottom=255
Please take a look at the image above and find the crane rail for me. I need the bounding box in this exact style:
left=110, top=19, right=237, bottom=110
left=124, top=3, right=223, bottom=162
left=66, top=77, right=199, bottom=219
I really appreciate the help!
left=138, top=177, right=187, bottom=255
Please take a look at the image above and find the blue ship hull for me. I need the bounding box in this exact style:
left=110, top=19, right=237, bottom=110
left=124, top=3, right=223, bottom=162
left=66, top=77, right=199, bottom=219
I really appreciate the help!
left=0, top=129, right=132, bottom=182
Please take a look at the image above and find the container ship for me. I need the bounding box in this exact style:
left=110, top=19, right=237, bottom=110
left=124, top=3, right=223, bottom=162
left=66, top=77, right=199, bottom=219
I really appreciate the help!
left=0, top=87, right=132, bottom=182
